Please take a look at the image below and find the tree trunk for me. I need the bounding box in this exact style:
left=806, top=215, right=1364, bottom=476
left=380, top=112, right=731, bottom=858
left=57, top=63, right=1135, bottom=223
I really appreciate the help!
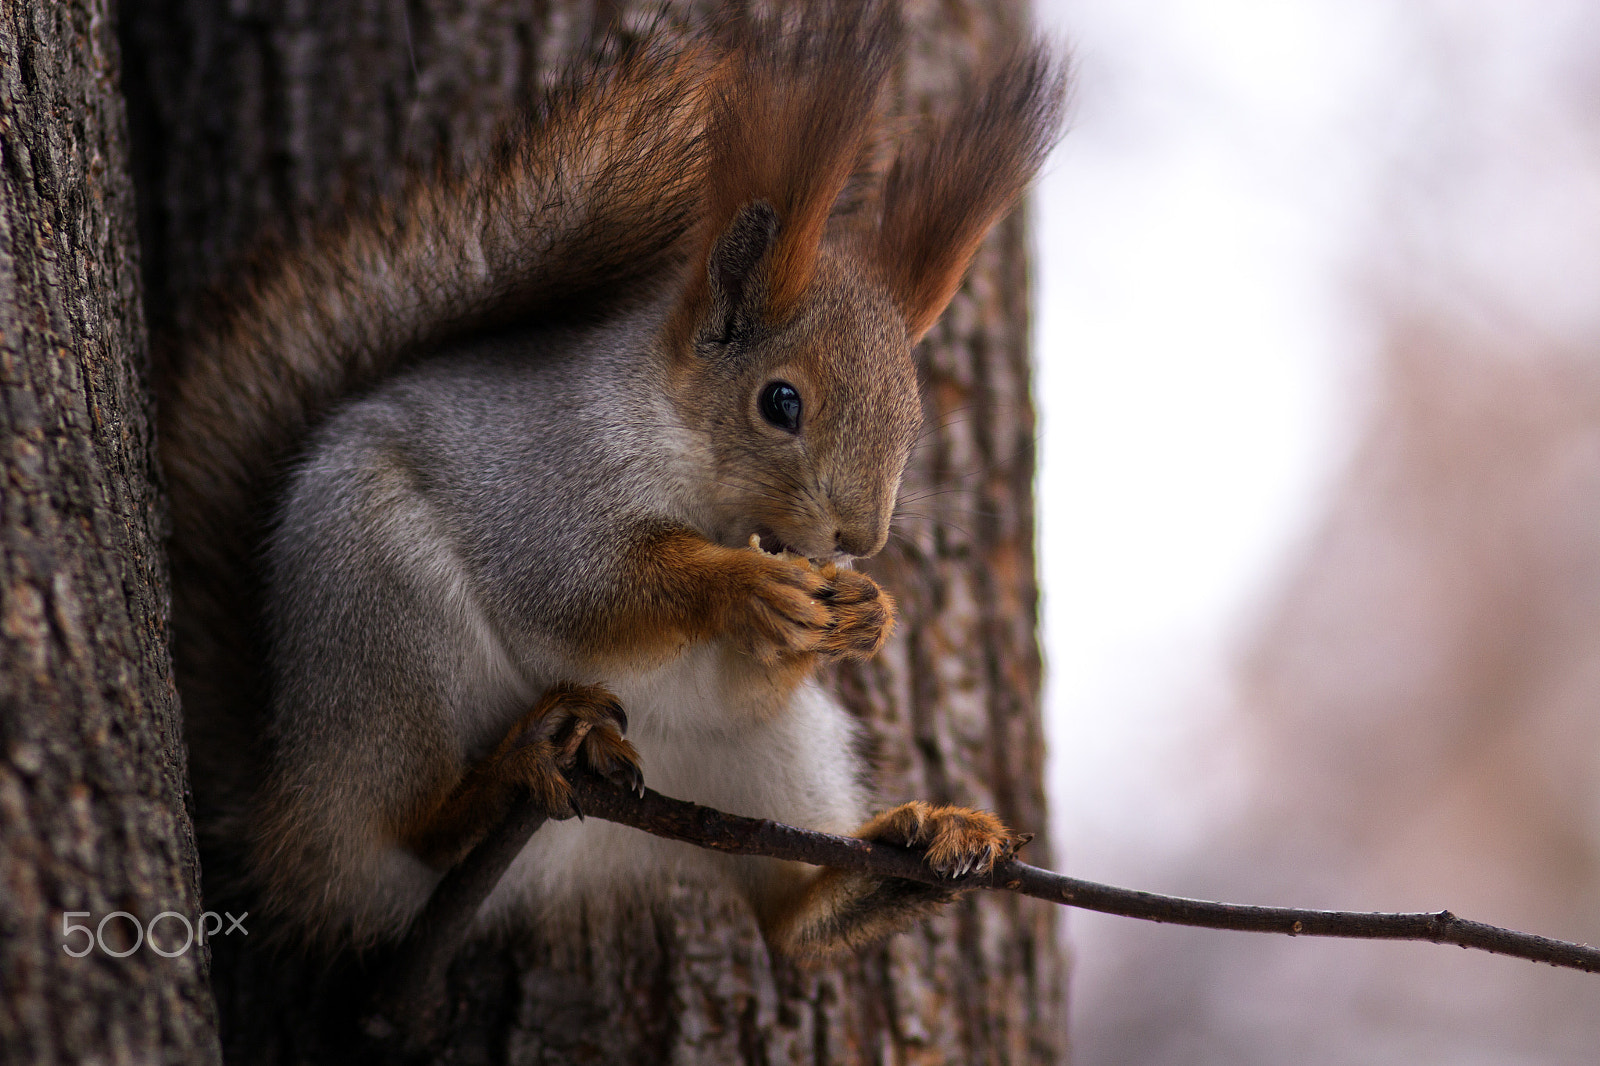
left=0, top=0, right=218, bottom=1062
left=117, top=0, right=1065, bottom=1062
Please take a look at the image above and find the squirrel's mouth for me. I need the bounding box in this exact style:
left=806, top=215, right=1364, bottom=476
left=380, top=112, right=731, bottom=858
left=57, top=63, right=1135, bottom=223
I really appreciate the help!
left=749, top=528, right=854, bottom=568
left=752, top=529, right=797, bottom=557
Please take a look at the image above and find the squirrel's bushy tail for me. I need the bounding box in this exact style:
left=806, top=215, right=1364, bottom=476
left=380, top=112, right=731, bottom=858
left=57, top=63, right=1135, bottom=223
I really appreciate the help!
left=163, top=31, right=718, bottom=580
left=160, top=27, right=729, bottom=842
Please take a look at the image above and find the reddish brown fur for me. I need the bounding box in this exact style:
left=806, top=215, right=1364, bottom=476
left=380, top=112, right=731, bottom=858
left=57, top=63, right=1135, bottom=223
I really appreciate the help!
left=668, top=4, right=898, bottom=347
left=872, top=47, right=1068, bottom=341
left=813, top=564, right=897, bottom=660
left=573, top=526, right=894, bottom=678
left=855, top=801, right=1017, bottom=876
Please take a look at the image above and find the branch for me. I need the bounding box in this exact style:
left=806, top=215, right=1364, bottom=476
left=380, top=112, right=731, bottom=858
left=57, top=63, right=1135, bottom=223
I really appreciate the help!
left=565, top=771, right=1600, bottom=976
left=367, top=767, right=1600, bottom=1054
left=363, top=800, right=550, bottom=1053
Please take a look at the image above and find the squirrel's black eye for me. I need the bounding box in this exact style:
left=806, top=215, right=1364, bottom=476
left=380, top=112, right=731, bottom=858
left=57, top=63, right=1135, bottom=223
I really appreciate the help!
left=759, top=381, right=803, bottom=433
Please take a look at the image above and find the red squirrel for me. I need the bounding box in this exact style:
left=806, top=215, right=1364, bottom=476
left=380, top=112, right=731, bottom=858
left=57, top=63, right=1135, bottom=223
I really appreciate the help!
left=159, top=3, right=1065, bottom=956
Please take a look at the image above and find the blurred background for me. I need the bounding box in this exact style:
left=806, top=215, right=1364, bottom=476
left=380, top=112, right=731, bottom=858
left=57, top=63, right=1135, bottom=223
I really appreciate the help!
left=1030, top=0, right=1600, bottom=1062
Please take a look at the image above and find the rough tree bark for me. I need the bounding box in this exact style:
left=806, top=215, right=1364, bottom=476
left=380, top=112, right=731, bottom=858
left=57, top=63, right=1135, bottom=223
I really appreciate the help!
left=117, top=0, right=1064, bottom=1062
left=0, top=0, right=219, bottom=1062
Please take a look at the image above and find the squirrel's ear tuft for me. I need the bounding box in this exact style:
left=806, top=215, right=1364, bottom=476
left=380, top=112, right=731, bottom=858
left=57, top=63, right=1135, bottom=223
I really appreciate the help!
left=670, top=2, right=899, bottom=351
left=873, top=45, right=1069, bottom=343
left=705, top=201, right=780, bottom=345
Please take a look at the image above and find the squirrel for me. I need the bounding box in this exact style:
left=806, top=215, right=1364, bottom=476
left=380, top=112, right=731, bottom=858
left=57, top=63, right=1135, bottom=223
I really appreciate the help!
left=158, top=2, right=1065, bottom=957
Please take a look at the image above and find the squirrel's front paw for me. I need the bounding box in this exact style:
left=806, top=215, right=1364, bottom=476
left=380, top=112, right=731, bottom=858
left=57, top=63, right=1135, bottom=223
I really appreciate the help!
left=859, top=801, right=1020, bottom=878
left=495, top=683, right=643, bottom=817
left=729, top=551, right=832, bottom=664
left=814, top=564, right=895, bottom=662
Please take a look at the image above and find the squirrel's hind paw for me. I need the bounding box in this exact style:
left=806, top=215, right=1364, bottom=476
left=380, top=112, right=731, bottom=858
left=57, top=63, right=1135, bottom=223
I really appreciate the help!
left=759, top=801, right=1020, bottom=958
left=498, top=683, right=644, bottom=815
left=399, top=684, right=642, bottom=868
left=857, top=801, right=1018, bottom=879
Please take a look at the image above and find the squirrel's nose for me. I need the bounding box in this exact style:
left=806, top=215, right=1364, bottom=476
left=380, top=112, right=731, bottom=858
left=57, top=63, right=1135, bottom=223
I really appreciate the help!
left=834, top=526, right=884, bottom=559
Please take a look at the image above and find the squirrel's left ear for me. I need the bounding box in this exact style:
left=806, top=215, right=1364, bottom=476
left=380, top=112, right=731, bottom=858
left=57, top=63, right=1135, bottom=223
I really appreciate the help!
left=872, top=46, right=1068, bottom=344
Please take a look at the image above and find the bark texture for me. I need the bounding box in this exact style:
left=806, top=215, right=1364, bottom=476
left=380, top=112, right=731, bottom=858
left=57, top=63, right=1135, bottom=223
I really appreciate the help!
left=118, top=0, right=1064, bottom=1061
left=0, top=0, right=218, bottom=1062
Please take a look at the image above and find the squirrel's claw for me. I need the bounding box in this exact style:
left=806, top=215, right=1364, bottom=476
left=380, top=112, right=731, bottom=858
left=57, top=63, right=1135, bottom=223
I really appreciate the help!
left=494, top=683, right=644, bottom=820
left=856, top=801, right=1015, bottom=880
left=593, top=744, right=646, bottom=799
left=813, top=568, right=895, bottom=662
left=730, top=553, right=896, bottom=665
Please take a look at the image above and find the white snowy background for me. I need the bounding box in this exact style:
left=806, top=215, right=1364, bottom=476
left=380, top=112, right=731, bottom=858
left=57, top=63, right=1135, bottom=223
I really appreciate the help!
left=1032, top=1, right=1600, bottom=1061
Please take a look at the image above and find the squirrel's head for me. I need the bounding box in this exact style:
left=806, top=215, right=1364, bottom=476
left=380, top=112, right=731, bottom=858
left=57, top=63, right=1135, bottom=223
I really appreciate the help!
left=665, top=5, right=1064, bottom=561
left=671, top=202, right=920, bottom=561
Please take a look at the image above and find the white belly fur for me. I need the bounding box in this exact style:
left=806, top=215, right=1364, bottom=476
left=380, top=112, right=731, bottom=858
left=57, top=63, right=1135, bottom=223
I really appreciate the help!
left=476, top=644, right=867, bottom=928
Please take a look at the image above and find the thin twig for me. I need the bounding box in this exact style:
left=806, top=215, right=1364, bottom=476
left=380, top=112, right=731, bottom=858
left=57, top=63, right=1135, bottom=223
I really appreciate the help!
left=565, top=770, right=1600, bottom=976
